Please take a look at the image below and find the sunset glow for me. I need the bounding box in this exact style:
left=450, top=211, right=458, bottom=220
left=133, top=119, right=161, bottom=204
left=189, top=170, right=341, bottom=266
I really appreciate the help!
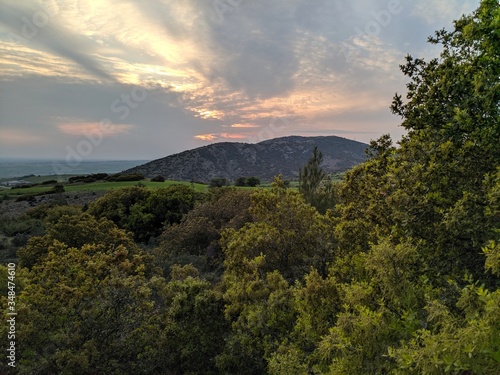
left=0, top=0, right=479, bottom=159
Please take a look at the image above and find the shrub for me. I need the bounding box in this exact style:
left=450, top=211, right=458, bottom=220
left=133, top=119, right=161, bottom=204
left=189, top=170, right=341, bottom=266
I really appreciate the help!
left=246, top=176, right=260, bottom=187
left=235, top=177, right=247, bottom=186
left=48, top=184, right=65, bottom=194
left=91, top=173, right=109, bottom=180
left=88, top=185, right=198, bottom=242
left=209, top=178, right=229, bottom=188
left=68, top=176, right=83, bottom=183
left=41, top=179, right=58, bottom=185
left=69, top=173, right=109, bottom=184
left=151, top=175, right=166, bottom=182
left=0, top=217, right=44, bottom=237
left=106, top=173, right=144, bottom=182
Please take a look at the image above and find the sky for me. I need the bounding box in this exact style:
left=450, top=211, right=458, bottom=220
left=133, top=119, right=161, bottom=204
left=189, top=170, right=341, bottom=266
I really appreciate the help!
left=0, top=0, right=479, bottom=161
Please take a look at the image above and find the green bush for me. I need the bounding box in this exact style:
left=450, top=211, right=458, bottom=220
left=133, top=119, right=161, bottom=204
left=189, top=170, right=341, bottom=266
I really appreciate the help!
left=246, top=176, right=260, bottom=187
left=88, top=185, right=199, bottom=242
left=48, top=184, right=65, bottom=194
left=235, top=177, right=247, bottom=186
left=0, top=217, right=44, bottom=237
left=151, top=175, right=166, bottom=182
left=15, top=183, right=37, bottom=189
left=105, top=173, right=144, bottom=182
left=209, top=178, right=229, bottom=188
left=41, top=179, right=58, bottom=185
left=69, top=173, right=109, bottom=183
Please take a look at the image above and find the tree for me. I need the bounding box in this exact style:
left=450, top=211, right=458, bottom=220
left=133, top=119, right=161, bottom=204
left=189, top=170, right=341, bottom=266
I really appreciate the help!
left=298, top=147, right=335, bottom=213
left=222, top=179, right=333, bottom=283
left=156, top=188, right=253, bottom=280
left=87, top=185, right=197, bottom=242
left=219, top=178, right=335, bottom=372
left=389, top=242, right=500, bottom=374
left=150, top=175, right=165, bottom=182
left=17, top=212, right=139, bottom=269
left=308, top=3, right=500, bottom=373
left=5, top=206, right=234, bottom=375
left=314, top=239, right=426, bottom=374
left=266, top=269, right=341, bottom=373
left=209, top=178, right=229, bottom=188
left=153, top=265, right=229, bottom=374
left=246, top=176, right=261, bottom=187
left=218, top=261, right=296, bottom=374
left=387, top=0, right=500, bottom=280
left=15, top=240, right=163, bottom=375
left=333, top=134, right=395, bottom=259
left=235, top=176, right=247, bottom=186
left=331, top=0, right=500, bottom=283
left=299, top=146, right=325, bottom=202
left=52, top=183, right=65, bottom=193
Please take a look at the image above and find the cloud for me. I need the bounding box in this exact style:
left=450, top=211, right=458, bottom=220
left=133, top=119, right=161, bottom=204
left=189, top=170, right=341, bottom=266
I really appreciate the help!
left=0, top=0, right=480, bottom=159
left=0, top=76, right=219, bottom=159
left=0, top=0, right=115, bottom=82
left=195, top=134, right=217, bottom=141
left=194, top=133, right=248, bottom=142
left=0, top=129, right=46, bottom=144
left=230, top=123, right=260, bottom=128
left=57, top=122, right=134, bottom=136
left=411, top=0, right=478, bottom=25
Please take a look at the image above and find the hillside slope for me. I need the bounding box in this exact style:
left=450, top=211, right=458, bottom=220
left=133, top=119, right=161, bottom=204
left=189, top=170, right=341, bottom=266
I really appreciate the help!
left=122, top=135, right=368, bottom=182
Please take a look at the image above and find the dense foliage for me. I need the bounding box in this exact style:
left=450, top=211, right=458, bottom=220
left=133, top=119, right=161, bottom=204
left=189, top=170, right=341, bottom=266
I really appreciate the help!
left=1, top=2, right=499, bottom=374
left=87, top=185, right=199, bottom=243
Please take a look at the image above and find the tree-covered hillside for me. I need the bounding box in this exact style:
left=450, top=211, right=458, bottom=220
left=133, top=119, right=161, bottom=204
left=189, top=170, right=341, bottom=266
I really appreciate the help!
left=1, top=1, right=499, bottom=374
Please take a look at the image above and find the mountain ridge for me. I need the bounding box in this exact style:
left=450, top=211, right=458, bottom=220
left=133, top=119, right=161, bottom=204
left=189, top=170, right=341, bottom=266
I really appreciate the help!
left=122, top=135, right=368, bottom=182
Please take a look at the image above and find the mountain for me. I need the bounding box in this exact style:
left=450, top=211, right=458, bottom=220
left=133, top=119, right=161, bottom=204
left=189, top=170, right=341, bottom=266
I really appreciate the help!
left=122, top=135, right=368, bottom=182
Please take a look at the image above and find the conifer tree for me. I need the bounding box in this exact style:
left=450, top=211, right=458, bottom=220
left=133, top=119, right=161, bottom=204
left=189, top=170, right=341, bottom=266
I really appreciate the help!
left=298, top=147, right=334, bottom=213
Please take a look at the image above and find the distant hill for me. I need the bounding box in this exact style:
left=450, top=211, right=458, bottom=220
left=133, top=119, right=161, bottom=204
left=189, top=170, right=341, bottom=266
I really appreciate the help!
left=122, top=135, right=368, bottom=182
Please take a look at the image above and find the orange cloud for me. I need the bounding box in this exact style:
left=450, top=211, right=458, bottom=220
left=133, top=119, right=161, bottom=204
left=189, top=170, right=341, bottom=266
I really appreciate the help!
left=194, top=109, right=225, bottom=120
left=194, top=133, right=248, bottom=141
left=230, top=123, right=260, bottom=128
left=194, top=134, right=217, bottom=141
left=58, top=122, right=133, bottom=136
left=0, top=129, right=46, bottom=144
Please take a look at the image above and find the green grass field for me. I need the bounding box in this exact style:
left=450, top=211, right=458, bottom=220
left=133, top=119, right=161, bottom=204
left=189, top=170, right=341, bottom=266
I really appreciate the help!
left=1, top=173, right=344, bottom=197
left=3, top=180, right=209, bottom=196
